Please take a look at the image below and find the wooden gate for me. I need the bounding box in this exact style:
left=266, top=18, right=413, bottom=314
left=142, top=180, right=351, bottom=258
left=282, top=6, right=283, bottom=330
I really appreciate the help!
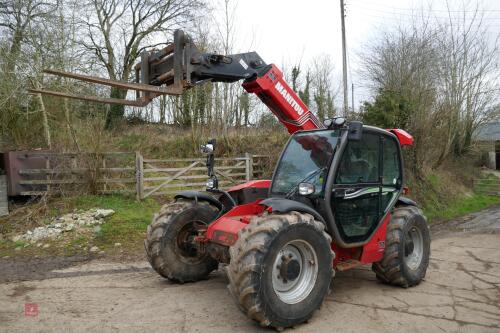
left=4, top=151, right=269, bottom=201
left=137, top=153, right=268, bottom=199
left=12, top=152, right=136, bottom=196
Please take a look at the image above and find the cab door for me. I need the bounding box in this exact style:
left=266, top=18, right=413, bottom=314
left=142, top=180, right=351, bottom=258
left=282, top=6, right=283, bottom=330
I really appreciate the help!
left=331, top=129, right=402, bottom=243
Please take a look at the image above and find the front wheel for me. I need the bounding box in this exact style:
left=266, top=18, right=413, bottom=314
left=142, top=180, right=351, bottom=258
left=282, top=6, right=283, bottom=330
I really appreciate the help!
left=144, top=199, right=219, bottom=283
left=227, top=212, right=334, bottom=330
left=372, top=205, right=430, bottom=287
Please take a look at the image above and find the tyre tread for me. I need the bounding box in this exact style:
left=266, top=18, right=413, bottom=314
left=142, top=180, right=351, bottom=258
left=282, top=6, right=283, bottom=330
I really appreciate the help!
left=372, top=205, right=429, bottom=287
left=227, top=211, right=333, bottom=328
left=144, top=199, right=217, bottom=282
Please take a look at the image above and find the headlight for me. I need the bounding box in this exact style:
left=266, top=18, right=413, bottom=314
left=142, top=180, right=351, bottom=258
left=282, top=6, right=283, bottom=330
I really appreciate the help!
left=206, top=178, right=215, bottom=189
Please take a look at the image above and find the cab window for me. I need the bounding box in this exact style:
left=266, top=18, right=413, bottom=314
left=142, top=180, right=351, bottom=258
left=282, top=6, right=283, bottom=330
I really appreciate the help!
left=383, top=137, right=401, bottom=186
left=336, top=132, right=380, bottom=184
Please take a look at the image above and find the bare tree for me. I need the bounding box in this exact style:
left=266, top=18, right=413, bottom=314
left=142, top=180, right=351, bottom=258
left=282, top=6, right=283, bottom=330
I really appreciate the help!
left=360, top=21, right=440, bottom=174
left=80, top=0, right=203, bottom=128
left=433, top=3, right=500, bottom=165
left=311, top=54, right=337, bottom=121
left=0, top=0, right=57, bottom=73
left=0, top=0, right=58, bottom=148
left=212, top=0, right=239, bottom=135
left=360, top=4, right=500, bottom=174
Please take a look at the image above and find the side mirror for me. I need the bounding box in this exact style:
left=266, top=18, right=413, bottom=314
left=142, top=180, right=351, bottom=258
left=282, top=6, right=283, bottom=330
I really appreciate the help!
left=298, top=182, right=315, bottom=196
left=348, top=121, right=363, bottom=141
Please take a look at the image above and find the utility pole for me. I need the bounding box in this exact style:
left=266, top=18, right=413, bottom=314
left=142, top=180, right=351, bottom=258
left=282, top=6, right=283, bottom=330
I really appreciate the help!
left=351, top=83, right=354, bottom=113
left=340, top=0, right=349, bottom=117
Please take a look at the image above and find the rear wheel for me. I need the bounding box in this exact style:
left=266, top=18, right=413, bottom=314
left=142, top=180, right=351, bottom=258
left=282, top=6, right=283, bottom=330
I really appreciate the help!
left=144, top=199, right=219, bottom=283
left=227, top=212, right=334, bottom=330
left=372, top=205, right=430, bottom=287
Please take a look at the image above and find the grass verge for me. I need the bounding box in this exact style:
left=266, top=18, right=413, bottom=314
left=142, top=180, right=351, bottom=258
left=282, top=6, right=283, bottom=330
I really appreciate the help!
left=2, top=190, right=499, bottom=258
left=0, top=194, right=161, bottom=258
left=423, top=194, right=500, bottom=222
left=70, top=195, right=161, bottom=252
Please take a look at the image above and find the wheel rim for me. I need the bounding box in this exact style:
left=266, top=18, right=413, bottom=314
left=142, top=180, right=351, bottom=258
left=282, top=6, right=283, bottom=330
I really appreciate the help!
left=404, top=226, right=424, bottom=270
left=272, top=240, right=318, bottom=304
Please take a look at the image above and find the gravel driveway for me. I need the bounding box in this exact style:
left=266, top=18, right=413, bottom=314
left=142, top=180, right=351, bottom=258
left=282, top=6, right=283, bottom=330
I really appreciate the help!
left=1, top=206, right=500, bottom=332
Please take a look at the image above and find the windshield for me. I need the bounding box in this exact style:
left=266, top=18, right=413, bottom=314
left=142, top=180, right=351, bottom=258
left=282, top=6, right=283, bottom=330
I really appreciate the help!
left=271, top=130, right=340, bottom=195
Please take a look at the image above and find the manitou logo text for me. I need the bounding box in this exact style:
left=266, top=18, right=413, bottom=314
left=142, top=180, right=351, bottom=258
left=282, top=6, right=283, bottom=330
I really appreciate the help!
left=275, top=82, right=304, bottom=116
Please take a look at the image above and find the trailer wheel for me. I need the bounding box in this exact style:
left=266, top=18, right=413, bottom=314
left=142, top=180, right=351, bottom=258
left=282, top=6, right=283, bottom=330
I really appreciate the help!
left=144, top=199, right=219, bottom=283
left=372, top=205, right=430, bottom=287
left=227, top=212, right=334, bottom=330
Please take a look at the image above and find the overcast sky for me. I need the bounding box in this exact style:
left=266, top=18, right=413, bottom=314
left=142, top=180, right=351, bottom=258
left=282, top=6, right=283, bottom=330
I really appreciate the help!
left=215, top=0, right=500, bottom=107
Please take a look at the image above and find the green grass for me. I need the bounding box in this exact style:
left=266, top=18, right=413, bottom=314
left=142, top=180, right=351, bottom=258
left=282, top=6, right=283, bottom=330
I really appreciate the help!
left=69, top=195, right=161, bottom=251
left=424, top=194, right=500, bottom=222
left=0, top=194, right=162, bottom=258
left=14, top=240, right=27, bottom=248
left=426, top=173, right=441, bottom=188
left=2, top=187, right=499, bottom=258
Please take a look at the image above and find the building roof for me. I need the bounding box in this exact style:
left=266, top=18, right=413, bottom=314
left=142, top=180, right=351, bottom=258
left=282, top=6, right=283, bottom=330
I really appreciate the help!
left=475, top=122, right=500, bottom=141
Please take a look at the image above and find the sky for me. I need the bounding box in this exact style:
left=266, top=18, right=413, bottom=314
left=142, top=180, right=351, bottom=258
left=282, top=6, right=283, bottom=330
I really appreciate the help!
left=215, top=0, right=500, bottom=108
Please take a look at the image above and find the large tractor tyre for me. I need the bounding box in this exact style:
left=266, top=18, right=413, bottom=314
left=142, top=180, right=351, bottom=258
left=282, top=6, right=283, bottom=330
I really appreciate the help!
left=144, top=199, right=219, bottom=283
left=372, top=205, right=430, bottom=288
left=227, top=212, right=334, bottom=330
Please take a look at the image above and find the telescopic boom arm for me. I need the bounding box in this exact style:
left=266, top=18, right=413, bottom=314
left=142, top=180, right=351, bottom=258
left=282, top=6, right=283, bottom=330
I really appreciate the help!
left=31, top=29, right=322, bottom=134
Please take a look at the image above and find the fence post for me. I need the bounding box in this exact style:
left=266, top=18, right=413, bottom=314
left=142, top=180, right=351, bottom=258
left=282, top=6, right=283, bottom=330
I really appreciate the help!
left=45, top=156, right=51, bottom=194
left=135, top=151, right=144, bottom=200
left=102, top=156, right=107, bottom=193
left=245, top=153, right=253, bottom=182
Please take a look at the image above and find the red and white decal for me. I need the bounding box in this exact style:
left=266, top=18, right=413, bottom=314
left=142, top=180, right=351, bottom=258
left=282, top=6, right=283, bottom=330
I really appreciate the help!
left=274, top=81, right=305, bottom=116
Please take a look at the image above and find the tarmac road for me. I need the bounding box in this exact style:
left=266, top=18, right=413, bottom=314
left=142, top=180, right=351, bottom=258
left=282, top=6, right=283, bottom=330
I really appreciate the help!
left=1, top=206, right=500, bottom=333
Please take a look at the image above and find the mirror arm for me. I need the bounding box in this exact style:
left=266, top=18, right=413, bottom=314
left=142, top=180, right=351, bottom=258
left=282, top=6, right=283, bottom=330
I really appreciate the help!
left=203, top=138, right=219, bottom=190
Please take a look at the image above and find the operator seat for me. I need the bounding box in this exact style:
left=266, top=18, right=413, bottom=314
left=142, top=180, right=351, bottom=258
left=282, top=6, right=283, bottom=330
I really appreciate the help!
left=338, top=159, right=372, bottom=183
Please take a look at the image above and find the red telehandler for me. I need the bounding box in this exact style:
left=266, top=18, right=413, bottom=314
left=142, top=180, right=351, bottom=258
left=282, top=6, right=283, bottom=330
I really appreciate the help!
left=34, top=30, right=430, bottom=330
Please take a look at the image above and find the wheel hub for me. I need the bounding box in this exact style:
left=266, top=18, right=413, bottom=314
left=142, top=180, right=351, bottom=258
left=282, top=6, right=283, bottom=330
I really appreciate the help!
left=177, top=221, right=206, bottom=258
left=405, top=239, right=414, bottom=255
left=404, top=226, right=424, bottom=270
left=272, top=240, right=318, bottom=304
left=278, top=254, right=301, bottom=283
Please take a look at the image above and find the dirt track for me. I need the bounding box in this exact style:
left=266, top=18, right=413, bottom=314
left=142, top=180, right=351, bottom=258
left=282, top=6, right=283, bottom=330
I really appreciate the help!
left=1, top=206, right=500, bottom=332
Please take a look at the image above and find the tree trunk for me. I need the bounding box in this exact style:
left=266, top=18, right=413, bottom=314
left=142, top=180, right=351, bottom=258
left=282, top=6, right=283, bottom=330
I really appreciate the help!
left=105, top=87, right=127, bottom=129
left=64, top=98, right=81, bottom=151
left=37, top=93, right=52, bottom=149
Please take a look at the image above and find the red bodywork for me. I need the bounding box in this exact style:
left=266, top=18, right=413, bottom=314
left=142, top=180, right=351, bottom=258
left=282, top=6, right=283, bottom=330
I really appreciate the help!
left=243, top=64, right=323, bottom=134
left=332, top=214, right=391, bottom=266
left=206, top=201, right=267, bottom=246
left=226, top=179, right=271, bottom=192
left=388, top=128, right=414, bottom=146
left=205, top=197, right=392, bottom=268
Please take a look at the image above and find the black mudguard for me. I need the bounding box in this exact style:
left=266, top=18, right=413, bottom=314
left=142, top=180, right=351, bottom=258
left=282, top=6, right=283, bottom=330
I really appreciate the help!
left=259, top=197, right=326, bottom=224
left=174, top=191, right=223, bottom=211
left=396, top=196, right=418, bottom=207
